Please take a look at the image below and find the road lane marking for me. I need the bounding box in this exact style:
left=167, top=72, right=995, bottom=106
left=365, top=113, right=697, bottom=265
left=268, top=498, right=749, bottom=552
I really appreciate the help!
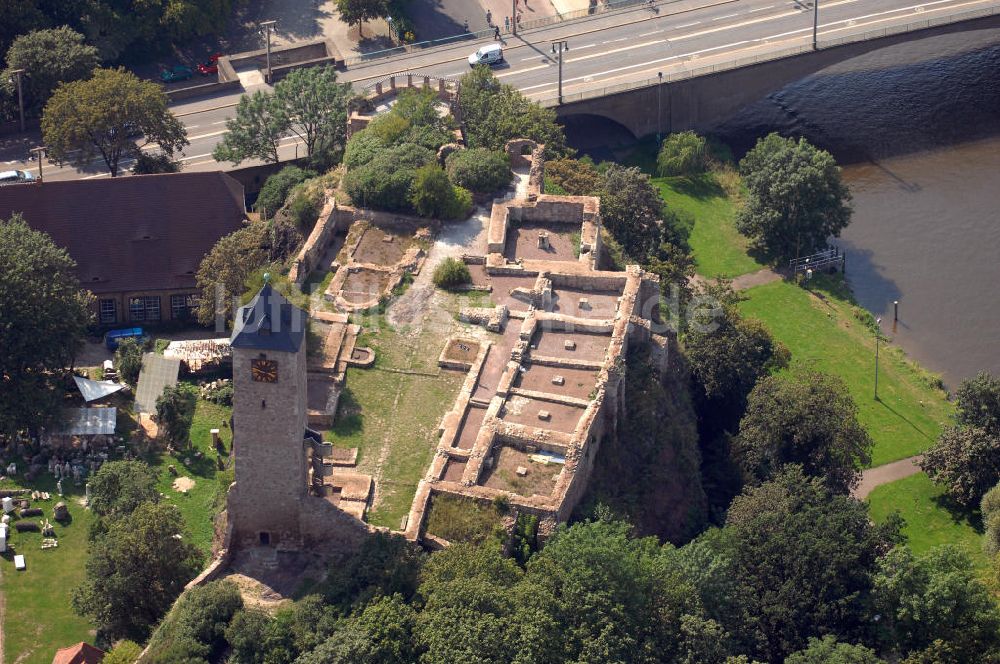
left=712, top=12, right=740, bottom=20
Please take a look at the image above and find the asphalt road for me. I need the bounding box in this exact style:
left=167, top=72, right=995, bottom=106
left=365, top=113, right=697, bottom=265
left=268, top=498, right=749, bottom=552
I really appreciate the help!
left=7, top=0, right=996, bottom=182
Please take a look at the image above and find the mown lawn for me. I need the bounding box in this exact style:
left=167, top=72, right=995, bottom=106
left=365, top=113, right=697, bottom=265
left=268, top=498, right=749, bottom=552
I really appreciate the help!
left=738, top=278, right=953, bottom=466
left=2, top=478, right=95, bottom=664
left=653, top=173, right=763, bottom=279
left=328, top=310, right=465, bottom=530
left=148, top=397, right=233, bottom=554
left=868, top=472, right=990, bottom=581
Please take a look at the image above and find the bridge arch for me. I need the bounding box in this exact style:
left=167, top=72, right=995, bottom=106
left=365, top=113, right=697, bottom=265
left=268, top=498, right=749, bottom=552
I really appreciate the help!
left=559, top=114, right=636, bottom=155
left=552, top=13, right=1000, bottom=140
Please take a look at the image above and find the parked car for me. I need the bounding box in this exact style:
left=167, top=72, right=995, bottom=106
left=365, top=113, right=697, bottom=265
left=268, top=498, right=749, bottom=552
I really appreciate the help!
left=197, top=54, right=222, bottom=76
left=0, top=169, right=36, bottom=185
left=468, top=43, right=504, bottom=67
left=160, top=65, right=194, bottom=83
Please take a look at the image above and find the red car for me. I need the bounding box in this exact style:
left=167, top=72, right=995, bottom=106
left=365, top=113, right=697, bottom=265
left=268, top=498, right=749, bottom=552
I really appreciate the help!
left=197, top=53, right=222, bottom=76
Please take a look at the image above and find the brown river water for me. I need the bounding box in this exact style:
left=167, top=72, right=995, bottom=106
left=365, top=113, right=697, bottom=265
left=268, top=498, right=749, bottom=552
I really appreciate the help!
left=569, top=25, right=1000, bottom=389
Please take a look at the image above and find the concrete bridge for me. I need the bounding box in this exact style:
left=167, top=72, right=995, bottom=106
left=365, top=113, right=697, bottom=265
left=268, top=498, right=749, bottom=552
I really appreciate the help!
left=550, top=8, right=1000, bottom=139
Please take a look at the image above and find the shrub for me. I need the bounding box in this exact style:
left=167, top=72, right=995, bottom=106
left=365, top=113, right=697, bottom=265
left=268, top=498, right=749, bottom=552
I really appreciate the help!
left=367, top=112, right=411, bottom=145
left=154, top=383, right=198, bottom=446
left=442, top=185, right=473, bottom=221
left=402, top=123, right=453, bottom=151
left=445, top=148, right=512, bottom=192
left=657, top=131, right=708, bottom=177
left=343, top=142, right=437, bottom=212
left=143, top=581, right=244, bottom=664
left=410, top=165, right=456, bottom=218
left=285, top=181, right=324, bottom=230
left=132, top=152, right=180, bottom=174
left=102, top=641, right=142, bottom=664
left=257, top=166, right=316, bottom=219
left=432, top=257, right=471, bottom=290
left=114, top=337, right=146, bottom=386
left=343, top=129, right=386, bottom=169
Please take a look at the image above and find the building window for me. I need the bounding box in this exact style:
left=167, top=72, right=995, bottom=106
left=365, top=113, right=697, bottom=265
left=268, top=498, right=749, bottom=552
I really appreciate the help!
left=170, top=293, right=198, bottom=321
left=99, top=299, right=117, bottom=325
left=129, top=296, right=161, bottom=322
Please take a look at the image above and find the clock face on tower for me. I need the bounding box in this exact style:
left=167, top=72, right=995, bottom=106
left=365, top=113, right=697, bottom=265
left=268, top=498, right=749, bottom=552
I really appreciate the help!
left=250, top=358, right=278, bottom=383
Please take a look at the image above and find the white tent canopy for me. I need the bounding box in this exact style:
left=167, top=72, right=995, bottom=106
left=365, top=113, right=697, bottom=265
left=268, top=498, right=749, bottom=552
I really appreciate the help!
left=73, top=375, right=124, bottom=402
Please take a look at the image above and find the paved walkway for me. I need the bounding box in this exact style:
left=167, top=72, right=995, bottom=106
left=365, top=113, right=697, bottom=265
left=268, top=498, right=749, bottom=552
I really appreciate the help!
left=853, top=455, right=924, bottom=500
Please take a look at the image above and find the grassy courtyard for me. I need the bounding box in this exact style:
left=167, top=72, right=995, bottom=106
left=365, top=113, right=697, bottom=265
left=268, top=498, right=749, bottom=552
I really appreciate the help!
left=148, top=398, right=233, bottom=554
left=1, top=394, right=230, bottom=664
left=327, top=308, right=465, bottom=530
left=738, top=278, right=953, bottom=466
left=868, top=472, right=991, bottom=582
left=2, top=480, right=95, bottom=664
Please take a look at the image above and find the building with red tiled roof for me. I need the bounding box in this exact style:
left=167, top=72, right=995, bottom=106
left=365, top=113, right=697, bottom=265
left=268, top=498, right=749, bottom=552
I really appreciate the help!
left=0, top=172, right=246, bottom=326
left=51, top=641, right=105, bottom=664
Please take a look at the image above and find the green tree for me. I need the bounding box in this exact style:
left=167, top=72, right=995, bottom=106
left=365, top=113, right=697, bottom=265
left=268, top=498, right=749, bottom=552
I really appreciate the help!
left=194, top=220, right=302, bottom=326
left=131, top=151, right=180, bottom=174
left=735, top=370, right=873, bottom=493
left=273, top=65, right=352, bottom=161
left=445, top=148, right=511, bottom=193
left=683, top=293, right=788, bottom=425
left=432, top=257, right=471, bottom=290
left=955, top=371, right=1000, bottom=436
left=42, top=67, right=188, bottom=177
left=981, top=482, right=1000, bottom=555
left=101, top=640, right=142, bottom=664
left=514, top=519, right=707, bottom=664
left=321, top=531, right=425, bottom=611
left=722, top=467, right=899, bottom=661
left=337, top=0, right=390, bottom=37
left=88, top=460, right=159, bottom=518
left=0, top=214, right=91, bottom=438
left=599, top=164, right=664, bottom=263
left=299, top=595, right=419, bottom=664
left=73, top=502, right=203, bottom=641
left=920, top=425, right=1000, bottom=508
left=213, top=90, right=288, bottom=165
left=658, top=131, right=708, bottom=177
left=113, top=336, right=145, bottom=386
left=544, top=157, right=601, bottom=196
left=256, top=166, right=316, bottom=219
left=3, top=26, right=99, bottom=116
left=873, top=545, right=1000, bottom=662
left=410, top=165, right=461, bottom=218
left=154, top=382, right=198, bottom=446
left=343, top=142, right=436, bottom=212
left=458, top=66, right=568, bottom=156
left=784, top=636, right=884, bottom=664
left=736, top=133, right=852, bottom=262
left=143, top=580, right=244, bottom=663
left=344, top=129, right=387, bottom=169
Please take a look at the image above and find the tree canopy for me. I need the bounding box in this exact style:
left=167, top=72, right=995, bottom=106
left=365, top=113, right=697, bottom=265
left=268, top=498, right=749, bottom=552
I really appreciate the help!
left=337, top=0, right=390, bottom=37
left=920, top=425, right=1000, bottom=509
left=42, top=67, right=188, bottom=176
left=88, top=460, right=159, bottom=519
left=657, top=131, right=708, bottom=177
left=735, top=370, right=873, bottom=493
left=0, top=214, right=91, bottom=438
left=155, top=382, right=198, bottom=446
left=3, top=26, right=99, bottom=116
left=73, top=502, right=203, bottom=641
left=736, top=133, right=852, bottom=262
left=599, top=163, right=665, bottom=263
left=458, top=66, right=569, bottom=156
left=214, top=66, right=351, bottom=168
left=955, top=370, right=1000, bottom=436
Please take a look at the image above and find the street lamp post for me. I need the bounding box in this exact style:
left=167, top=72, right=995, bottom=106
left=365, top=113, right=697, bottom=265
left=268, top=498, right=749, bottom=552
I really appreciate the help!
left=261, top=20, right=277, bottom=84
left=512, top=0, right=517, bottom=35
left=812, top=0, right=820, bottom=50
left=874, top=316, right=882, bottom=400
left=551, top=40, right=569, bottom=104
left=9, top=68, right=25, bottom=132
left=656, top=71, right=663, bottom=141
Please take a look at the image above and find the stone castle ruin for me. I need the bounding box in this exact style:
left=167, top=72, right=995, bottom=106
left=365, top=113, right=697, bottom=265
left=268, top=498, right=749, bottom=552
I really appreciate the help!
left=405, top=141, right=670, bottom=541
left=222, top=138, right=668, bottom=553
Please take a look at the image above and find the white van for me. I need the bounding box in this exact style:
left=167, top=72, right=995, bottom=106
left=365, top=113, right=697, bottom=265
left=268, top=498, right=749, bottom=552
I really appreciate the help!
left=468, top=43, right=504, bottom=67
left=0, top=169, right=35, bottom=185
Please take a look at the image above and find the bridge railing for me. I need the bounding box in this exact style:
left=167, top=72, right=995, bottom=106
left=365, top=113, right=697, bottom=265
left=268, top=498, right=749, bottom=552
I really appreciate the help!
left=534, top=4, right=1000, bottom=107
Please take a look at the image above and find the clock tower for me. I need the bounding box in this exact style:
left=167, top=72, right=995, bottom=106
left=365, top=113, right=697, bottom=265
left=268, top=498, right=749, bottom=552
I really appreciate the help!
left=227, top=277, right=309, bottom=547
